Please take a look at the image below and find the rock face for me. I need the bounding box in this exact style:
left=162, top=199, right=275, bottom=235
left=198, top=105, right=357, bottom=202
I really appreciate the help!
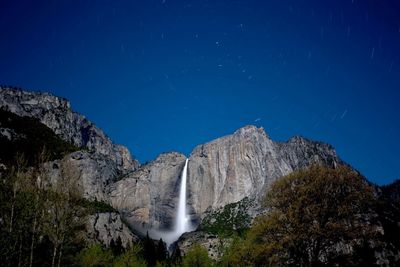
left=86, top=212, right=139, bottom=248
left=177, top=231, right=229, bottom=260
left=109, top=152, right=187, bottom=230
left=0, top=87, right=347, bottom=247
left=45, top=151, right=119, bottom=202
left=0, top=87, right=139, bottom=173
left=0, top=87, right=140, bottom=248
left=188, top=125, right=342, bottom=215
left=107, top=125, right=343, bottom=233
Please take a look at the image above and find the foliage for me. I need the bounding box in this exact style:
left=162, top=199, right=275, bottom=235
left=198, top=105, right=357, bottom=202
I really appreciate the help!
left=371, top=183, right=400, bottom=266
left=182, top=244, right=214, bottom=267
left=112, top=253, right=147, bottom=267
left=225, top=165, right=376, bottom=266
left=79, top=199, right=116, bottom=214
left=76, top=243, right=149, bottom=267
left=110, top=237, right=124, bottom=256
left=45, top=158, right=88, bottom=267
left=111, top=244, right=147, bottom=267
left=199, top=197, right=252, bottom=237
left=77, top=245, right=113, bottom=267
left=0, top=152, right=87, bottom=267
left=219, top=236, right=251, bottom=267
left=156, top=238, right=168, bottom=263
left=170, top=245, right=182, bottom=266
left=142, top=232, right=157, bottom=266
left=0, top=108, right=79, bottom=166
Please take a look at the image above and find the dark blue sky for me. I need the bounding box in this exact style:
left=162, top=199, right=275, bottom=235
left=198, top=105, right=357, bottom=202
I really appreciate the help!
left=1, top=0, right=399, bottom=185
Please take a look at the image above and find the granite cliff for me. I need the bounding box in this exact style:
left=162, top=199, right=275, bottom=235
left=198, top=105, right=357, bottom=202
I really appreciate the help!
left=187, top=125, right=342, bottom=216
left=0, top=86, right=140, bottom=247
left=0, top=86, right=344, bottom=235
left=109, top=152, right=187, bottom=231
left=0, top=87, right=369, bottom=247
left=0, top=87, right=139, bottom=174
left=107, top=125, right=343, bottom=234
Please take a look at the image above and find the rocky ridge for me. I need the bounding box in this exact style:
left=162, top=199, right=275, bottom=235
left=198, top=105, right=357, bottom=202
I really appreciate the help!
left=105, top=125, right=343, bottom=238
left=0, top=86, right=139, bottom=173
left=187, top=125, right=342, bottom=216
left=0, top=86, right=140, bottom=247
left=45, top=151, right=119, bottom=202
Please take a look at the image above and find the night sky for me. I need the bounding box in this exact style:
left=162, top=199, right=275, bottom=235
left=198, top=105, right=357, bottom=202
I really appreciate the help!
left=1, top=0, right=399, bottom=185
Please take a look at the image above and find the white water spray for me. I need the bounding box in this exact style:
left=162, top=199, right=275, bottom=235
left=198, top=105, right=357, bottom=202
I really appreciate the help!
left=175, top=158, right=190, bottom=235
left=151, top=158, right=192, bottom=247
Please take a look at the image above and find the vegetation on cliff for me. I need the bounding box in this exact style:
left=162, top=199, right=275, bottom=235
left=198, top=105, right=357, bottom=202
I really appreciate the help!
left=0, top=108, right=79, bottom=166
left=199, top=197, right=252, bottom=237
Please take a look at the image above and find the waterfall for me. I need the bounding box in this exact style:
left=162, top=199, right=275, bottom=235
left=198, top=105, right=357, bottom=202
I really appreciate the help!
left=152, top=158, right=192, bottom=248
left=175, top=158, right=189, bottom=235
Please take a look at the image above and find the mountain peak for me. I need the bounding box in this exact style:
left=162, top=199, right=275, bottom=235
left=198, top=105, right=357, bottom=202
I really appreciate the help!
left=234, top=125, right=268, bottom=138
left=0, top=86, right=139, bottom=172
left=0, top=86, right=71, bottom=111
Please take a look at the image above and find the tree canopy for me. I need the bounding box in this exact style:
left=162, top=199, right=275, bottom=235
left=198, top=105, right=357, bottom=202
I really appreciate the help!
left=225, top=165, right=376, bottom=267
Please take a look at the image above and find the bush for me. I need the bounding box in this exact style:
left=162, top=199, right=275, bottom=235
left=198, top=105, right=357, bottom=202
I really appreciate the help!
left=78, top=199, right=116, bottom=214
left=199, top=197, right=251, bottom=237
left=112, top=244, right=146, bottom=267
left=77, top=245, right=113, bottom=267
left=183, top=244, right=214, bottom=267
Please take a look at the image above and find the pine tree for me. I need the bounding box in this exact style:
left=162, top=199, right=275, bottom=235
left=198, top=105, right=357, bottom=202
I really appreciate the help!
left=171, top=245, right=182, bottom=266
left=142, top=231, right=156, bottom=266
left=156, top=238, right=167, bottom=263
left=110, top=236, right=124, bottom=256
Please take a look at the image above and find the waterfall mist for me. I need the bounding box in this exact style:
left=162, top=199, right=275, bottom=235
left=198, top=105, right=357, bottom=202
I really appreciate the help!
left=149, top=158, right=194, bottom=247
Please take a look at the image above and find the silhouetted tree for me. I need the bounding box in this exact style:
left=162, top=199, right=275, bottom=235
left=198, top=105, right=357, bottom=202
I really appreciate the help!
left=171, top=245, right=182, bottom=266
left=142, top=232, right=156, bottom=266
left=156, top=238, right=167, bottom=263
left=110, top=236, right=124, bottom=256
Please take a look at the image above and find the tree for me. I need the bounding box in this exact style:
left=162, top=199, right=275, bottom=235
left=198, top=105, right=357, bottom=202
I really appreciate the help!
left=220, top=236, right=253, bottom=267
left=0, top=153, right=34, bottom=267
left=46, top=157, right=86, bottom=267
left=182, top=244, right=213, bottom=267
left=239, top=165, right=375, bottom=266
left=170, top=245, right=182, bottom=266
left=110, top=237, right=124, bottom=256
left=156, top=238, right=168, bottom=263
left=142, top=232, right=156, bottom=266
left=77, top=245, right=113, bottom=267
left=0, top=150, right=56, bottom=267
left=112, top=244, right=147, bottom=267
left=7, top=153, right=27, bottom=234
left=0, top=148, right=85, bottom=266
